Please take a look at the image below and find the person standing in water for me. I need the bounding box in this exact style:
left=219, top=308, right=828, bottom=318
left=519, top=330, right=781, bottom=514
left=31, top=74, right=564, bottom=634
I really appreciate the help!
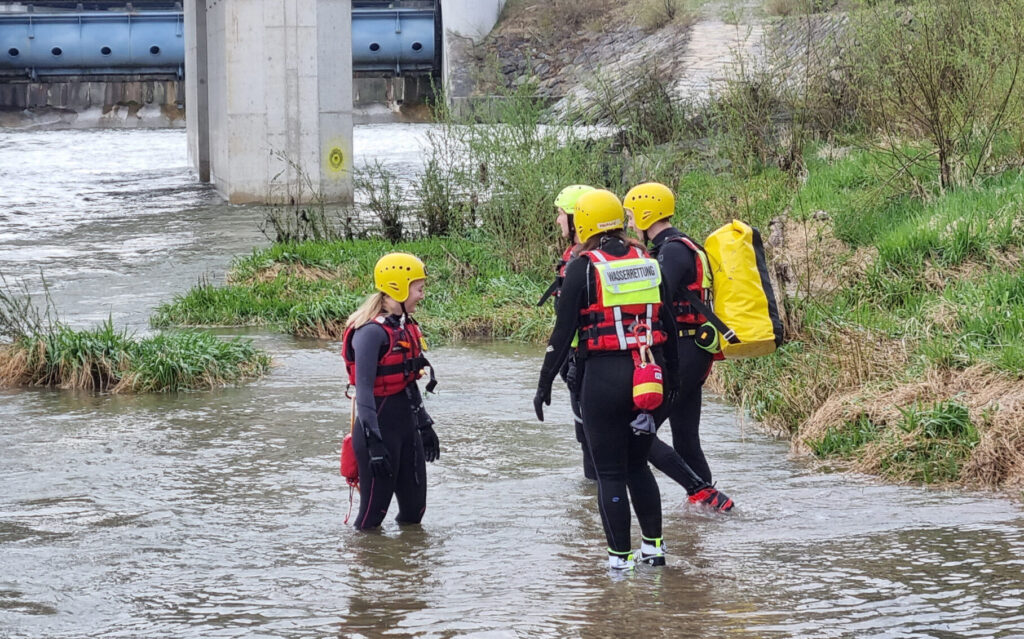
left=342, top=252, right=440, bottom=530
left=623, top=182, right=734, bottom=511
left=534, top=189, right=679, bottom=570
left=542, top=185, right=732, bottom=511
left=538, top=184, right=596, bottom=480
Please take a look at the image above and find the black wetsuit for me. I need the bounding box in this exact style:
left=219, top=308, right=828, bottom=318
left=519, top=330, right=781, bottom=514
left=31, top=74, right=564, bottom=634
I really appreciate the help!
left=650, top=227, right=716, bottom=484
left=538, top=236, right=679, bottom=554
left=349, top=318, right=429, bottom=530
left=551, top=248, right=596, bottom=480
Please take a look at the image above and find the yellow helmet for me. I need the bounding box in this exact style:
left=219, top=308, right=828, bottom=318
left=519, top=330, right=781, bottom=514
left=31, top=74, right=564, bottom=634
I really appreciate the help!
left=553, top=184, right=594, bottom=215
left=574, top=189, right=625, bottom=242
left=374, top=252, right=426, bottom=303
left=623, top=182, right=675, bottom=231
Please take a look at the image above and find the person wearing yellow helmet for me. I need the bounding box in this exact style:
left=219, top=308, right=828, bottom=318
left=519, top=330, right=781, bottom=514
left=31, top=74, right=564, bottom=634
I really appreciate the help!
left=341, top=252, right=440, bottom=530
left=537, top=184, right=597, bottom=480
left=534, top=189, right=681, bottom=570
left=624, top=182, right=734, bottom=512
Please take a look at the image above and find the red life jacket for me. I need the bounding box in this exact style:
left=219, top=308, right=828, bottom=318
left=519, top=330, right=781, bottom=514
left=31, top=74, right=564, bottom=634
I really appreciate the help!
left=577, top=246, right=667, bottom=353
left=668, top=235, right=712, bottom=329
left=342, top=315, right=428, bottom=397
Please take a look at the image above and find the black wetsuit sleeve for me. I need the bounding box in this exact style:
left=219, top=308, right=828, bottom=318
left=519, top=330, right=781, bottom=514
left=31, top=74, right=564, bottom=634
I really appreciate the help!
left=656, top=239, right=697, bottom=302
left=538, top=256, right=588, bottom=390
left=352, top=323, right=388, bottom=438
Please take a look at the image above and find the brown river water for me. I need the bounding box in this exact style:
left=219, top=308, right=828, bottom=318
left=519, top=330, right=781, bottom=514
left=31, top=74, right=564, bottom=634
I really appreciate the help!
left=1, top=127, right=1023, bottom=638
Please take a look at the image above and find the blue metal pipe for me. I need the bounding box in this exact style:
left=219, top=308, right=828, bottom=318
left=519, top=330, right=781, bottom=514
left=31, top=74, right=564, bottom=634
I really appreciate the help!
left=0, top=11, right=185, bottom=78
left=0, top=7, right=437, bottom=78
left=351, top=8, right=435, bottom=75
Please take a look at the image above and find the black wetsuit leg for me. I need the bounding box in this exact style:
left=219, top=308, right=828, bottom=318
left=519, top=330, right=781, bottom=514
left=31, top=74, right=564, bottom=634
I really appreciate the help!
left=393, top=421, right=427, bottom=525
left=351, top=390, right=426, bottom=530
left=580, top=353, right=662, bottom=554
left=563, top=352, right=596, bottom=480
left=668, top=338, right=715, bottom=485
left=572, top=391, right=597, bottom=480
left=647, top=436, right=707, bottom=494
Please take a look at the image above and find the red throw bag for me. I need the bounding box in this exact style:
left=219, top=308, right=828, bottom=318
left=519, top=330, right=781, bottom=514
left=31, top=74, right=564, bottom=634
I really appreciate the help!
left=340, top=433, right=359, bottom=488
left=632, top=347, right=663, bottom=411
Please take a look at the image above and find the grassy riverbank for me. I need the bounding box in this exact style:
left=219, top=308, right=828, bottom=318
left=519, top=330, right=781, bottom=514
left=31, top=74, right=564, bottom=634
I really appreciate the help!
left=152, top=237, right=553, bottom=343
left=147, top=0, right=1024, bottom=492
left=708, top=150, right=1024, bottom=491
left=150, top=141, right=1024, bottom=492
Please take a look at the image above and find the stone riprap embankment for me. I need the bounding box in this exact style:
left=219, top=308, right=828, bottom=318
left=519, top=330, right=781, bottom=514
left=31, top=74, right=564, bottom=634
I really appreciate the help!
left=470, top=7, right=768, bottom=122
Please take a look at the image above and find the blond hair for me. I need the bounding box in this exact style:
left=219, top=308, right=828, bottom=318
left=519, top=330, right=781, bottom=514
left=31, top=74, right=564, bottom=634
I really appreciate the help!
left=345, top=291, right=386, bottom=330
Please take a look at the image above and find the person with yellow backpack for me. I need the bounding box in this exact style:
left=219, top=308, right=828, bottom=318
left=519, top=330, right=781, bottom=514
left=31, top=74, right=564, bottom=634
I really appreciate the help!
left=533, top=189, right=680, bottom=570
left=623, top=182, right=735, bottom=511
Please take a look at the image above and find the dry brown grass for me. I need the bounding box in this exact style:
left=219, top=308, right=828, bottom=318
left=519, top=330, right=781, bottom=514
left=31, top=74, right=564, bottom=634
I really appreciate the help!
left=920, top=249, right=1023, bottom=293
left=637, top=0, right=698, bottom=31
left=0, top=342, right=32, bottom=387
left=497, top=0, right=630, bottom=40
left=768, top=214, right=875, bottom=298
left=0, top=339, right=124, bottom=390
left=706, top=324, right=911, bottom=437
left=293, top=320, right=346, bottom=341
left=231, top=263, right=342, bottom=285
left=797, top=365, right=1024, bottom=489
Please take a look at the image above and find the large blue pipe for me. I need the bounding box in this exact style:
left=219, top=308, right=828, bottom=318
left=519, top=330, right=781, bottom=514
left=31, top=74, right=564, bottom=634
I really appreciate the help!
left=352, top=7, right=435, bottom=75
left=0, top=7, right=437, bottom=78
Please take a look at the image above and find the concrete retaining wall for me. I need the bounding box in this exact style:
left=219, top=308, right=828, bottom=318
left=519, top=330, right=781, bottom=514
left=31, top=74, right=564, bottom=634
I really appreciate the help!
left=440, top=0, right=505, bottom=109
left=0, top=77, right=184, bottom=127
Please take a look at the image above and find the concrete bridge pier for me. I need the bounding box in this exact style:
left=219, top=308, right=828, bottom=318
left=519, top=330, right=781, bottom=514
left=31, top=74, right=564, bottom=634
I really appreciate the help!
left=185, top=0, right=352, bottom=204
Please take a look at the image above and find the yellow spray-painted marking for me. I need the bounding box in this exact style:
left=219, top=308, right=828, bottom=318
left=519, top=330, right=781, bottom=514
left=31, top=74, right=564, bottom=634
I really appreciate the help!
left=327, top=146, right=345, bottom=172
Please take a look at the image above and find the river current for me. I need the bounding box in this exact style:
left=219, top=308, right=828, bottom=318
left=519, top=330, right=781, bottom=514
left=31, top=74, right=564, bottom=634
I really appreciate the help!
left=1, top=127, right=1022, bottom=638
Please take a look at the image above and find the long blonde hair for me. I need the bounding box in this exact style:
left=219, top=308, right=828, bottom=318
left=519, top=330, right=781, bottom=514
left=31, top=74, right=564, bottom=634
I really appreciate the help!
left=345, top=291, right=386, bottom=330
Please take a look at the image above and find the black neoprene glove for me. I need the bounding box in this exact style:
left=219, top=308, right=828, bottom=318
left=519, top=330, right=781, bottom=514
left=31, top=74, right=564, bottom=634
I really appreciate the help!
left=533, top=383, right=552, bottom=422
left=365, top=428, right=392, bottom=479
left=419, top=425, right=440, bottom=463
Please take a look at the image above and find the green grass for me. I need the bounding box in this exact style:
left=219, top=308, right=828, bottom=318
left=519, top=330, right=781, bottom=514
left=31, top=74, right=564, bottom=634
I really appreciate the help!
left=120, top=331, right=271, bottom=392
left=809, top=415, right=881, bottom=458
left=1, top=318, right=269, bottom=392
left=878, top=401, right=980, bottom=484
left=704, top=140, right=1024, bottom=488
left=154, top=236, right=554, bottom=343
left=807, top=402, right=980, bottom=484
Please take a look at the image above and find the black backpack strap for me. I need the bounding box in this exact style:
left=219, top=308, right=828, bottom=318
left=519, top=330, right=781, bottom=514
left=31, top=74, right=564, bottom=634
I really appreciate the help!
left=420, top=355, right=438, bottom=393
left=680, top=288, right=740, bottom=344
left=536, top=278, right=560, bottom=306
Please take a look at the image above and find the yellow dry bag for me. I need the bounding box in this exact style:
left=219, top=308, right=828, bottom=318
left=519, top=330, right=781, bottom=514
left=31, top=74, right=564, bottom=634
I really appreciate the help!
left=703, top=220, right=783, bottom=359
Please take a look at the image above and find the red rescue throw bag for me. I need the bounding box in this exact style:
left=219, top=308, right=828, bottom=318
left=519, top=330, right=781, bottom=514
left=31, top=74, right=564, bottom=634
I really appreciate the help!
left=631, top=348, right=663, bottom=411
left=341, top=434, right=359, bottom=487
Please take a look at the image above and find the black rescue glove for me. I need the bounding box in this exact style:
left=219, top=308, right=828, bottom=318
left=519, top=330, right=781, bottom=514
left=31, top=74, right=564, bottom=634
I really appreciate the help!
left=419, top=425, right=440, bottom=463
left=365, top=428, right=392, bottom=479
left=533, top=384, right=552, bottom=422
